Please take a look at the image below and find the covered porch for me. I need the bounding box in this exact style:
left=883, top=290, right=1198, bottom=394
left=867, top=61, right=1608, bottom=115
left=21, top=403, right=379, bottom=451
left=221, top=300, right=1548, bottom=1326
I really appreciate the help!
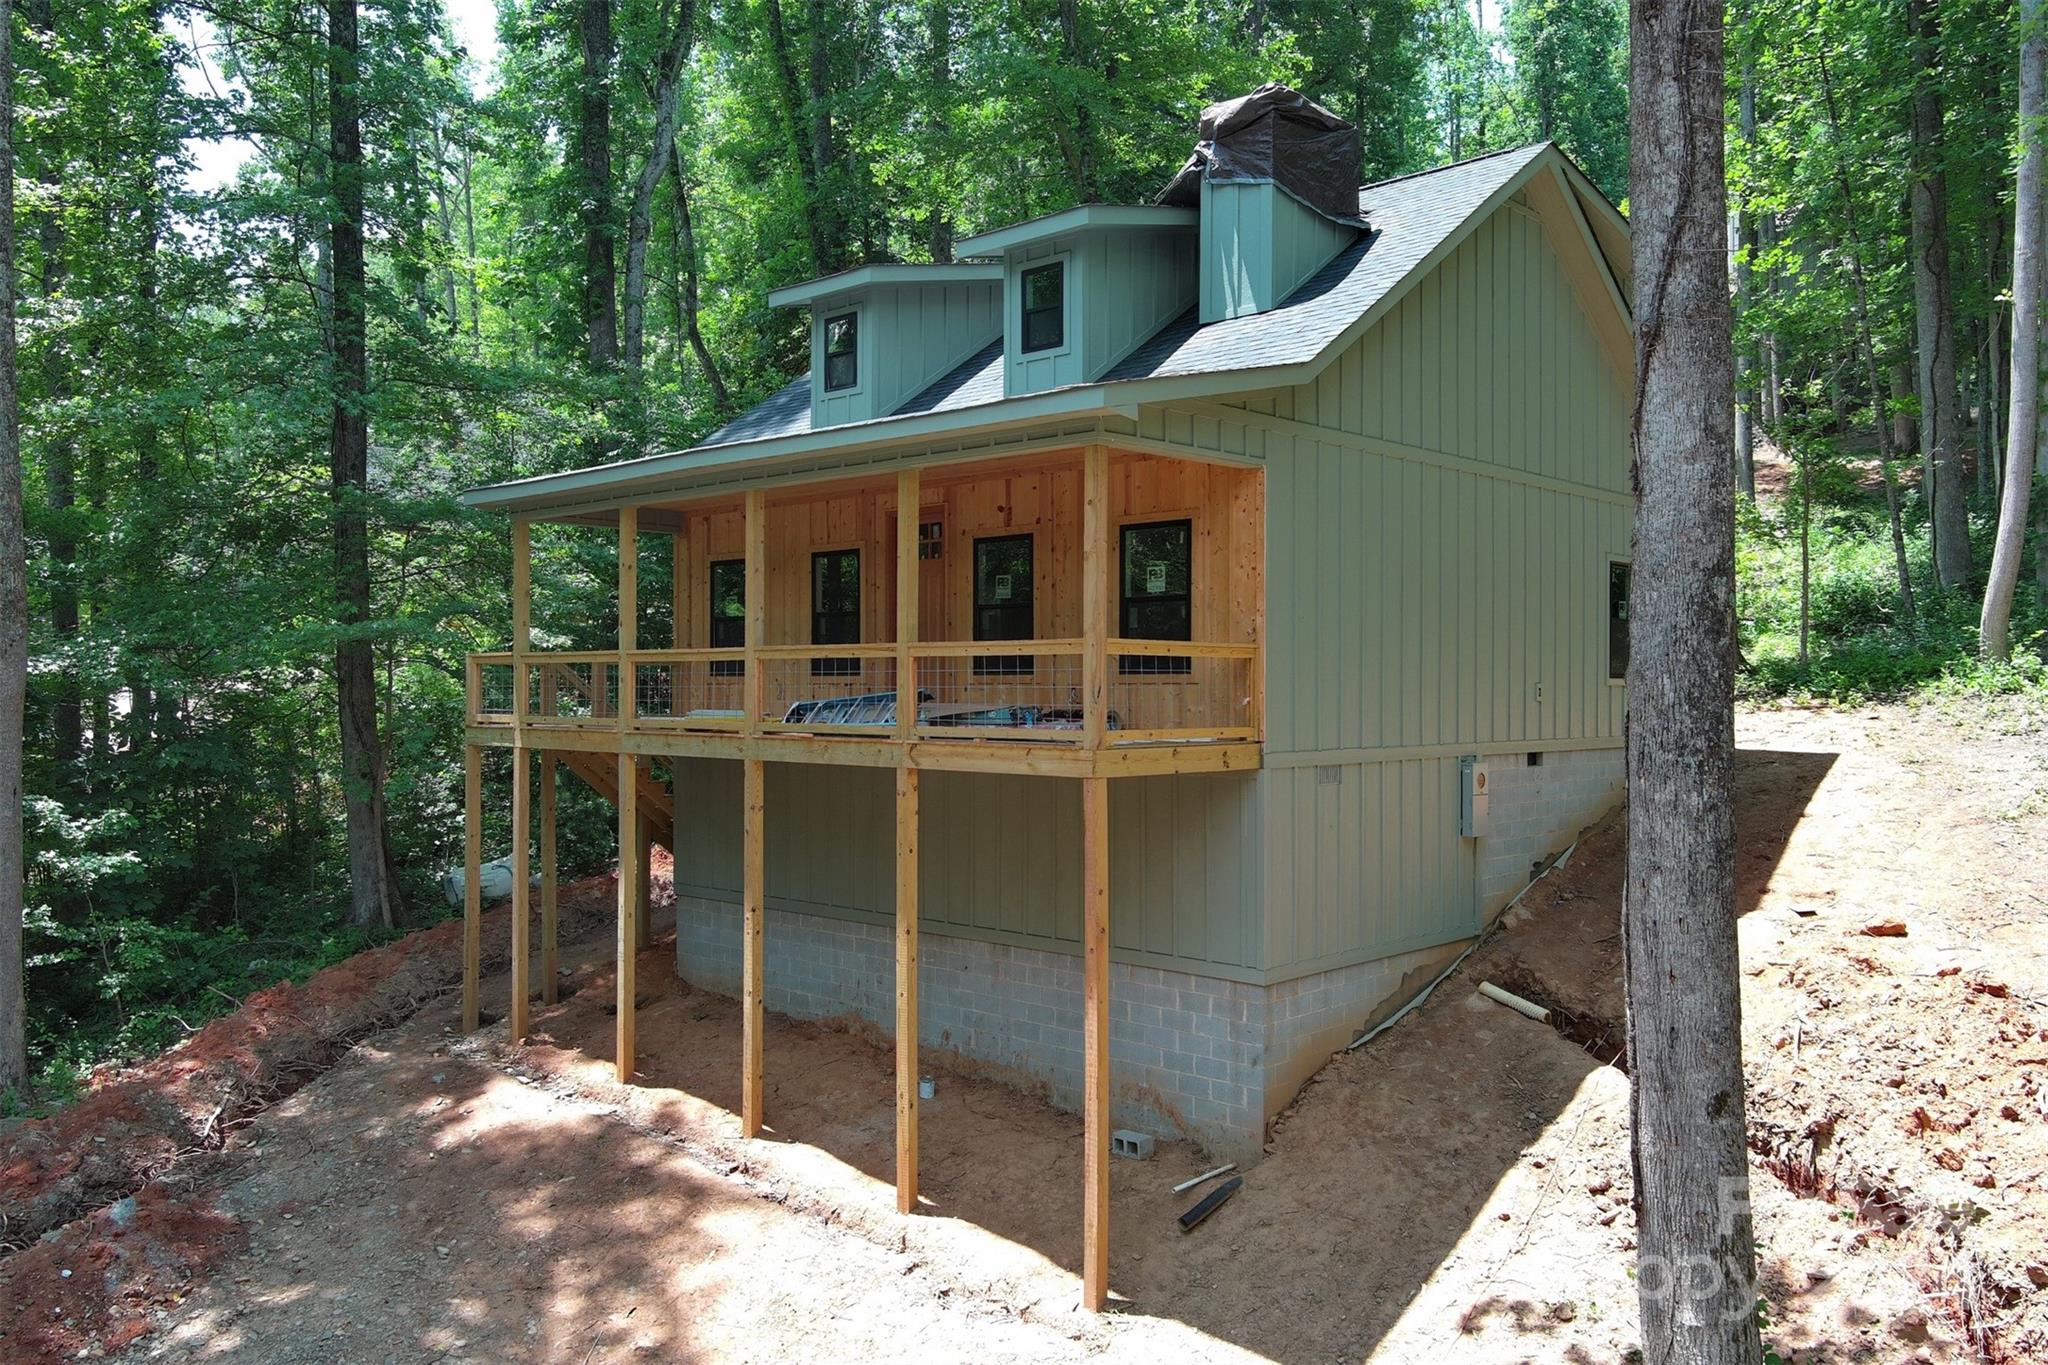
left=459, top=441, right=1264, bottom=1310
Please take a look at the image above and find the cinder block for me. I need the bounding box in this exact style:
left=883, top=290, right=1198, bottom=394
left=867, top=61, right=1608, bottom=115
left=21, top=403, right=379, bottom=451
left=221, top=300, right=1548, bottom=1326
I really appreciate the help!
left=1110, top=1129, right=1156, bottom=1160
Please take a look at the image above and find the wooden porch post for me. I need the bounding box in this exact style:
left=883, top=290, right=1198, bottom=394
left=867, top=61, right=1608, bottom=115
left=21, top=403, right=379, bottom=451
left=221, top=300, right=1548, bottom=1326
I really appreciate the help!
left=1081, top=774, right=1111, bottom=1311
left=634, top=761, right=653, bottom=950
left=744, top=490, right=766, bottom=735
left=509, top=745, right=530, bottom=1042
left=462, top=743, right=482, bottom=1032
left=618, top=506, right=637, bottom=729
left=896, top=468, right=918, bottom=741
left=1082, top=445, right=1109, bottom=748
left=894, top=766, right=920, bottom=1212
left=511, top=519, right=531, bottom=732
left=616, top=748, right=640, bottom=1083
left=741, top=756, right=766, bottom=1135
left=539, top=751, right=558, bottom=1005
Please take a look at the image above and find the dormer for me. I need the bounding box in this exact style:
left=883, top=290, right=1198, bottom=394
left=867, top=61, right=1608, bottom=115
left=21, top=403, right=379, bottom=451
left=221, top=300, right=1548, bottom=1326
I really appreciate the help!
left=954, top=206, right=1199, bottom=398
left=1157, top=84, right=1367, bottom=324
left=768, top=264, right=1004, bottom=428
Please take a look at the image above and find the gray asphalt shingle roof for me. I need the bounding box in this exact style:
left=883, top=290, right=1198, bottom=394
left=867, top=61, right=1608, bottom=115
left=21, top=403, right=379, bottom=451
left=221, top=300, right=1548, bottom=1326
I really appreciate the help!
left=688, top=143, right=1545, bottom=457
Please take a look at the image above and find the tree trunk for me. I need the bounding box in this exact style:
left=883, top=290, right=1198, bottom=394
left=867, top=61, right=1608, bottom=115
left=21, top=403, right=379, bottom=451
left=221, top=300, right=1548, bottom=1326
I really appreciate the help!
left=328, top=0, right=399, bottom=930
left=1984, top=0, right=2045, bottom=659
left=669, top=159, right=730, bottom=412
left=924, top=0, right=955, bottom=262
left=576, top=0, right=617, bottom=370
left=763, top=0, right=835, bottom=274
left=620, top=0, right=698, bottom=377
left=1625, top=0, right=1765, bottom=1356
left=1817, top=51, right=1918, bottom=626
left=0, top=0, right=26, bottom=1093
left=1732, top=56, right=1758, bottom=499
left=1909, top=0, right=1969, bottom=589
left=1890, top=361, right=1916, bottom=457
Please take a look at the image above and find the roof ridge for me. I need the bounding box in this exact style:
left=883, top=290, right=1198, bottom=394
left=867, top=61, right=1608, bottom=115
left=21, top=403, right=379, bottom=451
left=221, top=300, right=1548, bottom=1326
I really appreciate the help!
left=1356, top=141, right=1547, bottom=195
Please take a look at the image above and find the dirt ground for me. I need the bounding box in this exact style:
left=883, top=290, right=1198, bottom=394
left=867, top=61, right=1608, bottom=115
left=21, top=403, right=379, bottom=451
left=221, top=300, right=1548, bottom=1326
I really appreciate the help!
left=1, top=698, right=2043, bottom=1363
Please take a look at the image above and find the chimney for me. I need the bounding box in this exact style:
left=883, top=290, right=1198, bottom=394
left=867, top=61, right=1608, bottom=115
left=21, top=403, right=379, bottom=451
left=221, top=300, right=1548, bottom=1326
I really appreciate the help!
left=1158, top=84, right=1366, bottom=324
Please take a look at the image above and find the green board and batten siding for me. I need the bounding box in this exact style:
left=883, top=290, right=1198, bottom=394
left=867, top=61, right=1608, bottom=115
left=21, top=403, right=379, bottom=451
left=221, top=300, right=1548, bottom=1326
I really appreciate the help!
left=675, top=186, right=1627, bottom=989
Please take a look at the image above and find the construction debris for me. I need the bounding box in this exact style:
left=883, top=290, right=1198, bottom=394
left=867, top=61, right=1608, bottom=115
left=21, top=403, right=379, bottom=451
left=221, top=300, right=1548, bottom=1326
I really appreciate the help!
left=1177, top=1175, right=1243, bottom=1233
left=1171, top=1163, right=1237, bottom=1195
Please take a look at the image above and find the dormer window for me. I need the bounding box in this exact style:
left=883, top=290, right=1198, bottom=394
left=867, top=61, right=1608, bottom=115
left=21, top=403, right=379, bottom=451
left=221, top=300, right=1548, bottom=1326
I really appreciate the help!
left=1020, top=263, right=1064, bottom=353
left=823, top=311, right=859, bottom=391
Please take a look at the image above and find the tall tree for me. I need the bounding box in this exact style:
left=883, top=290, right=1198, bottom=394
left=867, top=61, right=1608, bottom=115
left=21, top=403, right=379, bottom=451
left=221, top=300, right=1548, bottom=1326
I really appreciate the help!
left=0, top=0, right=24, bottom=1094
left=1624, top=0, right=1764, bottom=1358
left=1908, top=0, right=1968, bottom=589
left=1983, top=0, right=2044, bottom=659
left=328, top=0, right=400, bottom=929
left=620, top=0, right=698, bottom=378
left=577, top=0, right=618, bottom=369
left=1731, top=46, right=1758, bottom=499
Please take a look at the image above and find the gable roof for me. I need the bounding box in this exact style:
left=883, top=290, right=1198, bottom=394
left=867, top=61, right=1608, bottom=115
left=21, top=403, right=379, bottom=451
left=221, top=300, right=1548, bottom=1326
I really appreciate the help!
left=466, top=142, right=1626, bottom=514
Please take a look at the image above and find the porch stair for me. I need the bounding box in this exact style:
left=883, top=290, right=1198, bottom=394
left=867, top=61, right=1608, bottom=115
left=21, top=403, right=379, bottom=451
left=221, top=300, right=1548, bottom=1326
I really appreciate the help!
left=557, top=748, right=675, bottom=853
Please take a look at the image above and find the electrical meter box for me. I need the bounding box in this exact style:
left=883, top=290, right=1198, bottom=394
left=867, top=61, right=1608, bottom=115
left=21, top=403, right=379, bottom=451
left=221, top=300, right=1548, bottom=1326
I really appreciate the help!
left=1459, top=756, right=1490, bottom=837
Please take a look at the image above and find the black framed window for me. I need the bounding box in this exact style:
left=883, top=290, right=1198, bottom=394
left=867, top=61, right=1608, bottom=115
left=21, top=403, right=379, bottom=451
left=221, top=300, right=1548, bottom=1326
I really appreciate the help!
left=823, top=311, right=858, bottom=391
left=709, top=559, right=744, bottom=677
left=812, top=548, right=861, bottom=676
left=1608, top=560, right=1632, bottom=681
left=1020, top=262, right=1064, bottom=353
left=972, top=534, right=1035, bottom=676
left=1119, top=519, right=1192, bottom=675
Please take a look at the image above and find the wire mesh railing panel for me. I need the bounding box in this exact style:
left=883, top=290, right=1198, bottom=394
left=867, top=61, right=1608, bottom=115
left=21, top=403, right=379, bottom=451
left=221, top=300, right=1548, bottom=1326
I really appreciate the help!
left=524, top=658, right=620, bottom=723
left=758, top=651, right=901, bottom=728
left=633, top=654, right=746, bottom=726
left=1105, top=649, right=1257, bottom=737
left=473, top=659, right=515, bottom=723
left=911, top=648, right=1089, bottom=739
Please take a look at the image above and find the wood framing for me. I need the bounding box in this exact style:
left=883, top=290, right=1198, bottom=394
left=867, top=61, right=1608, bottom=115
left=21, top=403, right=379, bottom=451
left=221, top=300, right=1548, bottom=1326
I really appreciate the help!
left=894, top=766, right=920, bottom=1213
left=744, top=490, right=766, bottom=736
left=511, top=519, right=531, bottom=729
left=510, top=745, right=530, bottom=1042
left=462, top=743, right=482, bottom=1033
left=1081, top=445, right=1109, bottom=749
left=741, top=756, right=766, bottom=1136
left=895, top=468, right=918, bottom=742
left=1080, top=775, right=1110, bottom=1311
left=616, top=750, right=639, bottom=1083
left=539, top=750, right=558, bottom=1006
left=618, top=506, right=639, bottom=655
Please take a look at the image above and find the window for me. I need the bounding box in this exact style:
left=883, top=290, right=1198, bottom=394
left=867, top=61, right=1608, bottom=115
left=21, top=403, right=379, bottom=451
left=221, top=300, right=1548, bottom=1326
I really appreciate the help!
left=972, top=534, right=1035, bottom=676
left=708, top=559, right=745, bottom=677
left=1020, top=262, right=1064, bottom=353
left=812, top=548, right=861, bottom=676
left=1119, top=519, right=1192, bottom=675
left=1608, top=560, right=1632, bottom=681
left=823, top=311, right=858, bottom=391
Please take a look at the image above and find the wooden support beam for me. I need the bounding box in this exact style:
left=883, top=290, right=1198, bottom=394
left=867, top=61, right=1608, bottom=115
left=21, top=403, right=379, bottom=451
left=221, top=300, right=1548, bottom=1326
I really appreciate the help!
left=1082, top=445, right=1109, bottom=749
left=618, top=507, right=638, bottom=653
left=1081, top=774, right=1111, bottom=1311
left=616, top=749, right=640, bottom=1084
left=741, top=757, right=766, bottom=1136
left=511, top=520, right=531, bottom=731
left=744, top=490, right=766, bottom=736
left=671, top=529, right=688, bottom=649
left=462, top=744, right=482, bottom=1032
left=634, top=758, right=654, bottom=950
left=539, top=750, right=558, bottom=1006
left=510, top=745, right=531, bottom=1042
left=896, top=468, right=919, bottom=742
left=894, top=766, right=920, bottom=1213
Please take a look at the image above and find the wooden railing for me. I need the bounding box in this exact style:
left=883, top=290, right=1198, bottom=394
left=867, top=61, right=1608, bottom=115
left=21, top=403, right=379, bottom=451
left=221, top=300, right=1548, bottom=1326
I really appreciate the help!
left=468, top=637, right=1259, bottom=747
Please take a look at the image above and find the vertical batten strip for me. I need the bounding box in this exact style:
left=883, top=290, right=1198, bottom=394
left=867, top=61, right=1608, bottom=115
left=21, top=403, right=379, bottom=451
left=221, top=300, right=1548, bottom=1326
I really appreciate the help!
left=462, top=744, right=482, bottom=1032
left=894, top=766, right=920, bottom=1213
left=1082, top=445, right=1109, bottom=748
left=744, top=490, right=766, bottom=735
left=615, top=749, right=639, bottom=1083
left=896, top=469, right=919, bottom=741
left=539, top=750, right=558, bottom=1005
left=1081, top=774, right=1111, bottom=1310
left=741, top=757, right=766, bottom=1136
left=509, top=745, right=530, bottom=1042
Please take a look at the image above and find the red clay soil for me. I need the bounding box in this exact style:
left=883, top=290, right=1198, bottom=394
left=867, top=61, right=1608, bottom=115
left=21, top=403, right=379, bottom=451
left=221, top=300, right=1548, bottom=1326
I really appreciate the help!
left=0, top=863, right=624, bottom=1253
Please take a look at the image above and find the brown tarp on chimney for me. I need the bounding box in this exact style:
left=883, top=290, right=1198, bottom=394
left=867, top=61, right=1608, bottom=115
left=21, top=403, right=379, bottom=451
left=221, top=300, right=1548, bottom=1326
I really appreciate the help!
left=1157, top=83, right=1363, bottom=222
